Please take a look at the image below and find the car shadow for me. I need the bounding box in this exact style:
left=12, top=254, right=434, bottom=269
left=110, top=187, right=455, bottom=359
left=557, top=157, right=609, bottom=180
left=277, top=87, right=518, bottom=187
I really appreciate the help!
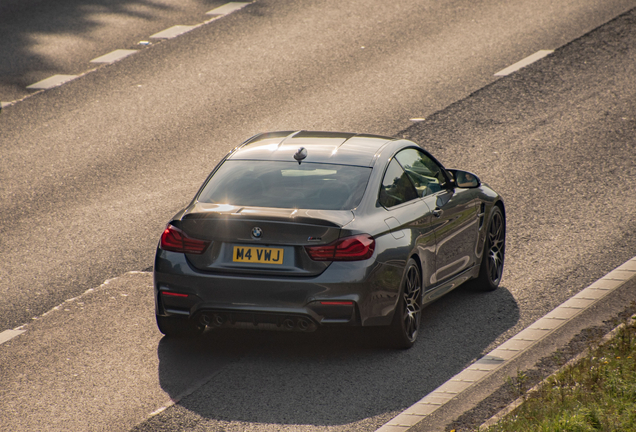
left=154, top=284, right=519, bottom=427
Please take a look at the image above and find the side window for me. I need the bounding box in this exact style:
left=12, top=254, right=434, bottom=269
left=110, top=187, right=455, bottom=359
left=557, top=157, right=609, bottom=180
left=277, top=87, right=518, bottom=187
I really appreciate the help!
left=379, top=159, right=418, bottom=208
left=395, top=148, right=446, bottom=197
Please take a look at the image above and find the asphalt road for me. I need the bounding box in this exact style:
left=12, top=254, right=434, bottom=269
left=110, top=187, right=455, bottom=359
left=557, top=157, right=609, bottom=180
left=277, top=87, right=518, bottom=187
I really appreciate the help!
left=1, top=1, right=636, bottom=431
left=2, top=0, right=635, bottom=335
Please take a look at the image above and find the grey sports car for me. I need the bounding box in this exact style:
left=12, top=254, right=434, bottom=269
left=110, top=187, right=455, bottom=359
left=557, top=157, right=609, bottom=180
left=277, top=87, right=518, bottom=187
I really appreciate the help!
left=154, top=131, right=505, bottom=348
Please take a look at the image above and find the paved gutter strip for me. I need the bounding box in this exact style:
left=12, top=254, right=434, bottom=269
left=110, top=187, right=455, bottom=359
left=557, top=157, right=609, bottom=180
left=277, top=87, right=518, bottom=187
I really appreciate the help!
left=494, top=50, right=554, bottom=76
left=375, top=256, right=636, bottom=432
left=480, top=316, right=636, bottom=429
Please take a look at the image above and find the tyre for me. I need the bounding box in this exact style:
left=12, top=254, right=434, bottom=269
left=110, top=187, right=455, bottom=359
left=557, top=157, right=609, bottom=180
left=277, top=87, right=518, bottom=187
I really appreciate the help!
left=385, top=258, right=422, bottom=349
left=156, top=314, right=204, bottom=338
left=474, top=205, right=505, bottom=291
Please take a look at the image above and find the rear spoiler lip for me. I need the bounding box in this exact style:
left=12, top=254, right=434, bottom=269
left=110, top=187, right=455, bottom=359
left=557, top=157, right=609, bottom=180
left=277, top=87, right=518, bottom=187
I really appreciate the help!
left=181, top=203, right=355, bottom=228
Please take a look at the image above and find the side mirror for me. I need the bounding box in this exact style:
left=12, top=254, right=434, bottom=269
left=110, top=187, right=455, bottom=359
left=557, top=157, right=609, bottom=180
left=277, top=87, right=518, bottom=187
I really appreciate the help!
left=447, top=169, right=480, bottom=188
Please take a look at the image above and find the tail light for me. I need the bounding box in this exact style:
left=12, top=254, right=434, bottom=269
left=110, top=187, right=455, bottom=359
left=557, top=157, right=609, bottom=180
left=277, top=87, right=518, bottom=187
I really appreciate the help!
left=161, top=291, right=189, bottom=298
left=160, top=225, right=210, bottom=254
left=305, top=234, right=375, bottom=261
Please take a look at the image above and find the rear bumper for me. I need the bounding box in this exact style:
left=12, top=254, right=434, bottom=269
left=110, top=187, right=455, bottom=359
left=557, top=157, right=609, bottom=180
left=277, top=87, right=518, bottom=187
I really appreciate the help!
left=154, top=249, right=403, bottom=328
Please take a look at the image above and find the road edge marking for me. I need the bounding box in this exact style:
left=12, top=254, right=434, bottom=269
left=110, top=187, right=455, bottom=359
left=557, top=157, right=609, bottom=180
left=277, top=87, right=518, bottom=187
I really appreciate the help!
left=375, top=255, right=636, bottom=431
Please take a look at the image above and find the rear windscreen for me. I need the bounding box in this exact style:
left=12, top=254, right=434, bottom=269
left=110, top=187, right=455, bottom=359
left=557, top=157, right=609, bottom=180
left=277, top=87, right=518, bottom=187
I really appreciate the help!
left=197, top=160, right=372, bottom=210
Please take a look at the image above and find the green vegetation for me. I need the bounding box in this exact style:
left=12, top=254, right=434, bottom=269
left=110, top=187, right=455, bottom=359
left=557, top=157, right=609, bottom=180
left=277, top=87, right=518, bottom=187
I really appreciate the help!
left=486, top=320, right=636, bottom=432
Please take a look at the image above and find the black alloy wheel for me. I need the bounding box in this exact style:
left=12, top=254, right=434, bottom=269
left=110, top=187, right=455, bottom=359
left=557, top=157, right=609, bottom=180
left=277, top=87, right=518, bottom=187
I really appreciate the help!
left=476, top=206, right=505, bottom=291
left=386, top=258, right=422, bottom=349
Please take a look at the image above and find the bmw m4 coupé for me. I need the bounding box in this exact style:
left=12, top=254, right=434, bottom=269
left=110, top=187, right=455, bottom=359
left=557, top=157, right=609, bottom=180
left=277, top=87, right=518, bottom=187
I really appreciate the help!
left=154, top=131, right=505, bottom=348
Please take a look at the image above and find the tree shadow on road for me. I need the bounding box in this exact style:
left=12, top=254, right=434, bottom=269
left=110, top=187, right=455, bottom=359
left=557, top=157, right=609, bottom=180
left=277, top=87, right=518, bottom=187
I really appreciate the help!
left=150, top=284, right=519, bottom=428
left=0, top=0, right=222, bottom=101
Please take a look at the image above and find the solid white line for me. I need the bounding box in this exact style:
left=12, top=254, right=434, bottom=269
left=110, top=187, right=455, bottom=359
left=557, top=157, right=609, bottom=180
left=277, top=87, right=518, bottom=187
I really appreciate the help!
left=90, top=49, right=137, bottom=64
left=26, top=75, right=79, bottom=90
left=206, top=2, right=251, bottom=16
left=0, top=329, right=26, bottom=345
left=375, top=255, right=636, bottom=431
left=150, top=25, right=197, bottom=39
left=494, top=50, right=554, bottom=76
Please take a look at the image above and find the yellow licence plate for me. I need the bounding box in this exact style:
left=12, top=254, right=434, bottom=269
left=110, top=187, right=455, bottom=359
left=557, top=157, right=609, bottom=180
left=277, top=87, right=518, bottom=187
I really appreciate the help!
left=233, top=246, right=284, bottom=264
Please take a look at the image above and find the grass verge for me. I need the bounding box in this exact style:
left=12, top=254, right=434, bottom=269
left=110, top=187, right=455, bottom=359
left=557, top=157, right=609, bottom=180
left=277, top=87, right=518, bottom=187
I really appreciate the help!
left=484, top=318, right=636, bottom=431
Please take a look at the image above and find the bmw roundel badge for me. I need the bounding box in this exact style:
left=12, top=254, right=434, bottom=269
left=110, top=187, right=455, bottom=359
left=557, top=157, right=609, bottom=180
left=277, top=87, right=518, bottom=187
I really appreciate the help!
left=251, top=227, right=263, bottom=239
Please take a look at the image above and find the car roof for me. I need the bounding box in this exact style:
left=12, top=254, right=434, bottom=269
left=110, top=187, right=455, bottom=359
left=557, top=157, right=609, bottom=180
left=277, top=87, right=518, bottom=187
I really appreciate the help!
left=228, top=130, right=397, bottom=167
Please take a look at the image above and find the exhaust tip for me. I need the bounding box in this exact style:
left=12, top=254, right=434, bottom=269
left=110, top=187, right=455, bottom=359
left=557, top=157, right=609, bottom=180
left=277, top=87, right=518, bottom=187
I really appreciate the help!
left=297, top=319, right=310, bottom=331
left=283, top=318, right=295, bottom=330
left=213, top=314, right=225, bottom=327
left=199, top=314, right=211, bottom=326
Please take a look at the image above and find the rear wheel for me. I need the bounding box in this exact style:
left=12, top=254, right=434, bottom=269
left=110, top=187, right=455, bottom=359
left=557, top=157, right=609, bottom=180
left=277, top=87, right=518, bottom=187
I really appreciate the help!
left=156, top=315, right=204, bottom=338
left=385, top=258, right=422, bottom=349
left=474, top=206, right=505, bottom=291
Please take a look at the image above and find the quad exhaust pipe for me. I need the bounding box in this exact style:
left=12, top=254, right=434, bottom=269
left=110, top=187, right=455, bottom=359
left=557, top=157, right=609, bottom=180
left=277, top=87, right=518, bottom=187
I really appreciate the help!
left=198, top=313, right=314, bottom=332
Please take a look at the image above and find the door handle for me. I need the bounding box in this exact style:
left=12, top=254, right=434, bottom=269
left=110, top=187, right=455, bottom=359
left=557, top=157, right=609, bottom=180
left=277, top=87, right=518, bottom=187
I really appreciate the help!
left=432, top=209, right=443, bottom=218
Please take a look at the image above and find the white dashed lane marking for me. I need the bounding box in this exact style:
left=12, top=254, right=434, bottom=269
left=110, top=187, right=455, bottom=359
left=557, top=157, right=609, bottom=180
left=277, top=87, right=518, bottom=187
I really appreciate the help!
left=0, top=329, right=26, bottom=345
left=150, top=25, right=197, bottom=39
left=90, top=49, right=138, bottom=64
left=6, top=2, right=253, bottom=103
left=26, top=74, right=79, bottom=90
left=494, top=49, right=554, bottom=76
left=206, top=2, right=251, bottom=16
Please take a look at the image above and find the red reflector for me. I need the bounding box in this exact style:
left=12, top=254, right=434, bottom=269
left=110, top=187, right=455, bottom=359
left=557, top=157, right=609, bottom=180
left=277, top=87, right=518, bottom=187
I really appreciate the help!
left=305, top=234, right=375, bottom=261
left=160, top=224, right=210, bottom=254
left=320, top=301, right=353, bottom=305
left=161, top=291, right=189, bottom=298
